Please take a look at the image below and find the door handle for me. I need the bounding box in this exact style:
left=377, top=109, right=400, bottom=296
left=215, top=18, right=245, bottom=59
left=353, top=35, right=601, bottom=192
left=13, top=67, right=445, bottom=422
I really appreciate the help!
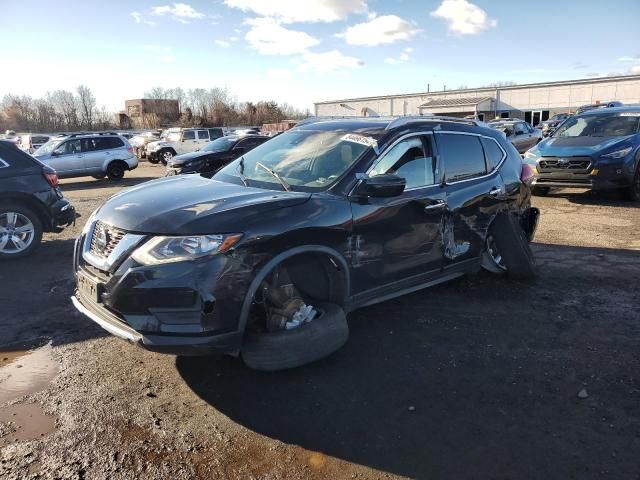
left=424, top=200, right=447, bottom=211
left=489, top=186, right=503, bottom=197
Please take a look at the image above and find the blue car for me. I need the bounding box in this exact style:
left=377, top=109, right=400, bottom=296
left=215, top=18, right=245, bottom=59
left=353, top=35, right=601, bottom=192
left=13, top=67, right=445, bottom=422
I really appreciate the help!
left=524, top=106, right=640, bottom=200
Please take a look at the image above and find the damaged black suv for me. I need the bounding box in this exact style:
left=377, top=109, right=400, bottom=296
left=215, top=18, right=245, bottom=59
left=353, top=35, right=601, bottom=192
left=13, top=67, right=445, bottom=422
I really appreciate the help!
left=72, top=116, right=539, bottom=370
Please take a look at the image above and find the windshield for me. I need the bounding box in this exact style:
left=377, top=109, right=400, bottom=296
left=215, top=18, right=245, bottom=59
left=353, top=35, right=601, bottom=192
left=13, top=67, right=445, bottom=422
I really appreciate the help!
left=202, top=137, right=236, bottom=153
left=34, top=138, right=62, bottom=156
left=551, top=113, right=569, bottom=121
left=552, top=113, right=640, bottom=138
left=214, top=128, right=373, bottom=191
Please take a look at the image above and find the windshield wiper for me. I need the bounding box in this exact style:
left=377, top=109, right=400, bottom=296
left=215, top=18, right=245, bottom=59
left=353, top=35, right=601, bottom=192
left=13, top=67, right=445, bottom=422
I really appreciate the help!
left=236, top=156, right=249, bottom=187
left=256, top=162, right=291, bottom=192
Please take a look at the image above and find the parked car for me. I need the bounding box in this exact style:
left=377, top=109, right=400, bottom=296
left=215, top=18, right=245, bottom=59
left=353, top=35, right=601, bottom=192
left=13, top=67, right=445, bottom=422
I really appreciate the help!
left=33, top=132, right=137, bottom=180
left=129, top=131, right=161, bottom=158
left=0, top=140, right=75, bottom=258
left=575, top=101, right=623, bottom=115
left=488, top=119, right=543, bottom=153
left=540, top=113, right=572, bottom=137
left=146, top=128, right=225, bottom=164
left=524, top=106, right=640, bottom=200
left=165, top=135, right=270, bottom=176
left=72, top=115, right=539, bottom=370
left=18, top=134, right=53, bottom=154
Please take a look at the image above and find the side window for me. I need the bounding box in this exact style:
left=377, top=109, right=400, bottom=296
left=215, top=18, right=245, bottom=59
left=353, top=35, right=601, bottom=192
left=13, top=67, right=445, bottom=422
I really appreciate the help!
left=237, top=138, right=263, bottom=149
left=182, top=130, right=196, bottom=141
left=196, top=130, right=209, bottom=140
left=438, top=133, right=486, bottom=182
left=371, top=136, right=436, bottom=189
left=515, top=123, right=528, bottom=134
left=480, top=137, right=505, bottom=172
left=54, top=139, right=81, bottom=155
left=0, top=154, right=8, bottom=168
left=208, top=128, right=223, bottom=139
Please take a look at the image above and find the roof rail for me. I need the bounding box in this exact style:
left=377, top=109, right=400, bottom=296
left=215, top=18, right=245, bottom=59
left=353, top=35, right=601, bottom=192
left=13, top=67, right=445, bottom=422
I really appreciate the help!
left=385, top=115, right=482, bottom=130
left=56, top=131, right=120, bottom=138
left=294, top=115, right=396, bottom=127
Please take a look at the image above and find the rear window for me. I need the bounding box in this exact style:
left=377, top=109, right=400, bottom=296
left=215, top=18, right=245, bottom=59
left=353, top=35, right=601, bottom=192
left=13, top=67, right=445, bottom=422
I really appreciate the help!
left=437, top=133, right=487, bottom=182
left=0, top=142, right=38, bottom=168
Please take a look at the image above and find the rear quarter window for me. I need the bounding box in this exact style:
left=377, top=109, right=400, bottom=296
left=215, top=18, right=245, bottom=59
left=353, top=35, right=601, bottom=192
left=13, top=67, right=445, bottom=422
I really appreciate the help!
left=437, top=133, right=487, bottom=182
left=0, top=142, right=38, bottom=169
left=480, top=137, right=505, bottom=171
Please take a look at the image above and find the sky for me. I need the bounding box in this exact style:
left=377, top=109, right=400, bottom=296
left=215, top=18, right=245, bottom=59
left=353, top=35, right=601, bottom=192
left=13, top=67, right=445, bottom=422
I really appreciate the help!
left=2, top=0, right=640, bottom=112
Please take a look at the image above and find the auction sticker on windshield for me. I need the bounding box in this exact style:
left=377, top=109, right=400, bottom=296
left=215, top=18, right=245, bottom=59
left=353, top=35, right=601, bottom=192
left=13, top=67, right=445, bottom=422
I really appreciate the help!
left=341, top=133, right=378, bottom=149
left=619, top=113, right=640, bottom=116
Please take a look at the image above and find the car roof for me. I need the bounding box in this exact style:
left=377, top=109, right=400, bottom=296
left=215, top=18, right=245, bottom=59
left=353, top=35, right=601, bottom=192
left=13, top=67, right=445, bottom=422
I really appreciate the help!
left=578, top=105, right=640, bottom=116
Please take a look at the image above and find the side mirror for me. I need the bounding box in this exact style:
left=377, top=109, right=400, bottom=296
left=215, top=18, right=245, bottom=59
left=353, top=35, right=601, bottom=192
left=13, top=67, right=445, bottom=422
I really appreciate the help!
left=354, top=174, right=406, bottom=198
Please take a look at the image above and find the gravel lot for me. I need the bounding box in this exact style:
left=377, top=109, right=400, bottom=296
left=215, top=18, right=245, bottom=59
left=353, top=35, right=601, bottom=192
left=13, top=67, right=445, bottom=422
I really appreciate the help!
left=1, top=163, right=639, bottom=479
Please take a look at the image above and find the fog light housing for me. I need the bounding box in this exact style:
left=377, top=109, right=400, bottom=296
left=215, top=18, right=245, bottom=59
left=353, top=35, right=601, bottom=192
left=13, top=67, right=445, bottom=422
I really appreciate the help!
left=590, top=169, right=599, bottom=176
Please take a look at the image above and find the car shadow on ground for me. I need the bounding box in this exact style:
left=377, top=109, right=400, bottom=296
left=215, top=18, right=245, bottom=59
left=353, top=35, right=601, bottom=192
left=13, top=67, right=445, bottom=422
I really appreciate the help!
left=59, top=176, right=159, bottom=192
left=538, top=188, right=639, bottom=208
left=0, top=238, right=108, bottom=348
left=176, top=243, right=640, bottom=479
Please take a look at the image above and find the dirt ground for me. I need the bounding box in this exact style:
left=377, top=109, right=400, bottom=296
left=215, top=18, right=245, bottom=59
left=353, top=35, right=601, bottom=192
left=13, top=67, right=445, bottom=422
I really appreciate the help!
left=1, top=163, right=639, bottom=479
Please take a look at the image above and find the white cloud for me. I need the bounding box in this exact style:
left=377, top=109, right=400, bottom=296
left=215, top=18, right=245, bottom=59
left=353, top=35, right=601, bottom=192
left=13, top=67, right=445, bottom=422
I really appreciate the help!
left=618, top=55, right=640, bottom=62
left=631, top=65, right=640, bottom=74
left=152, top=3, right=205, bottom=23
left=267, top=68, right=293, bottom=80
left=297, top=49, right=363, bottom=73
left=244, top=17, right=319, bottom=55
left=130, top=11, right=157, bottom=26
left=385, top=47, right=413, bottom=65
left=430, top=0, right=497, bottom=35
left=223, top=0, right=368, bottom=23
left=215, top=40, right=231, bottom=48
left=230, top=36, right=239, bottom=42
left=337, top=15, right=421, bottom=46
left=159, top=55, right=176, bottom=63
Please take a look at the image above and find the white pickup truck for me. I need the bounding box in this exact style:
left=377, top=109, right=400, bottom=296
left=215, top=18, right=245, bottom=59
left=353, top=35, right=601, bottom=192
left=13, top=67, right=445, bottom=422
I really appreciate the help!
left=146, top=127, right=225, bottom=164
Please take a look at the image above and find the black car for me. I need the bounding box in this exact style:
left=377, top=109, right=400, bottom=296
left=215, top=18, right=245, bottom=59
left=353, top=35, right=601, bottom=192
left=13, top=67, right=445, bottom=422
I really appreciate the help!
left=540, top=113, right=572, bottom=137
left=72, top=117, right=539, bottom=370
left=0, top=140, right=75, bottom=258
left=165, top=135, right=270, bottom=176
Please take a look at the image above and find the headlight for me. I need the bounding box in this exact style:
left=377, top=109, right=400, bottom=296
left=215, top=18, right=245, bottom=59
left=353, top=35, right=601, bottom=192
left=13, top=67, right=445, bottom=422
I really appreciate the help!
left=524, top=150, right=538, bottom=159
left=601, top=147, right=632, bottom=159
left=131, top=234, right=242, bottom=265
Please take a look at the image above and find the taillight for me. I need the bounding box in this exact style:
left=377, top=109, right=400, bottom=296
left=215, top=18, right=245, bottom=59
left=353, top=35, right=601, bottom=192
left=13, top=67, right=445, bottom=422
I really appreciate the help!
left=521, top=163, right=536, bottom=185
left=127, top=146, right=134, bottom=154
left=43, top=167, right=59, bottom=187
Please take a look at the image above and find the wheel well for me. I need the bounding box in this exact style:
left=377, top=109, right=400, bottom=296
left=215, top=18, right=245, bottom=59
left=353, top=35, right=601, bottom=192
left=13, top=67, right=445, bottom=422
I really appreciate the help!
left=107, top=159, right=129, bottom=171
left=237, top=247, right=350, bottom=334
left=0, top=193, right=50, bottom=231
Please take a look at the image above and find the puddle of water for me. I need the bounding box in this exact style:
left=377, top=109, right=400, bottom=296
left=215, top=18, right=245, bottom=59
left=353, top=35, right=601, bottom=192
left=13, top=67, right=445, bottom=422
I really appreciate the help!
left=0, top=403, right=57, bottom=446
left=0, top=342, right=59, bottom=404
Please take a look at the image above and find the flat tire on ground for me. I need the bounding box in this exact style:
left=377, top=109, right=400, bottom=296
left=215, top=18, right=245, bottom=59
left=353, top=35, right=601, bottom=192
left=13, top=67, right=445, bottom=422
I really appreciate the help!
left=490, top=212, right=537, bottom=280
left=242, top=302, right=348, bottom=371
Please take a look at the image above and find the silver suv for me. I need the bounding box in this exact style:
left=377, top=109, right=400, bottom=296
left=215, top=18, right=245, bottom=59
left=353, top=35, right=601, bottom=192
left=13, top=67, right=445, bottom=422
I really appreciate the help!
left=34, top=132, right=138, bottom=180
left=488, top=119, right=543, bottom=153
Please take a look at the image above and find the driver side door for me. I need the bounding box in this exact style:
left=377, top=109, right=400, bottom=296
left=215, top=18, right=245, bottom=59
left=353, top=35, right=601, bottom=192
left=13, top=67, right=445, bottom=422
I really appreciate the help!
left=48, top=139, right=84, bottom=175
left=350, top=133, right=447, bottom=301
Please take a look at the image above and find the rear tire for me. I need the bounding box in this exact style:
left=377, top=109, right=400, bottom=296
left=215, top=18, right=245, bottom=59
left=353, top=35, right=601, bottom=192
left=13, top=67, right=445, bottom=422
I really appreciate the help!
left=0, top=204, right=43, bottom=259
left=622, top=165, right=640, bottom=201
left=242, top=302, right=348, bottom=371
left=490, top=212, right=537, bottom=280
left=159, top=149, right=174, bottom=165
left=107, top=162, right=126, bottom=180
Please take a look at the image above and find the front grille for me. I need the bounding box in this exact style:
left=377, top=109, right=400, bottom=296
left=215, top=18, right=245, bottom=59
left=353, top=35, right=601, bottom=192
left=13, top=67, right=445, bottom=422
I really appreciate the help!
left=538, top=157, right=591, bottom=172
left=90, top=221, right=127, bottom=259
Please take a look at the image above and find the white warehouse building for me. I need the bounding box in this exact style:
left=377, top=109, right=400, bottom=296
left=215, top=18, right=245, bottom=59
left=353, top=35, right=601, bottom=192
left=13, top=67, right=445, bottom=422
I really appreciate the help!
left=314, top=74, right=640, bottom=126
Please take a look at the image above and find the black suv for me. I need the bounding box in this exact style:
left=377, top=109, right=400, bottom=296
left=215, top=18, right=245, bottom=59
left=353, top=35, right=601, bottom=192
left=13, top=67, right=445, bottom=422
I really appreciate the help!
left=165, top=135, right=270, bottom=176
left=72, top=117, right=539, bottom=370
left=0, top=140, right=75, bottom=258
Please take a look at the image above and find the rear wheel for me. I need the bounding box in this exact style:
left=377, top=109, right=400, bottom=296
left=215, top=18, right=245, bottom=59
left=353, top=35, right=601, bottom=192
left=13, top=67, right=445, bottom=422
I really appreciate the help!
left=0, top=205, right=43, bottom=259
left=486, top=213, right=537, bottom=280
left=622, top=165, right=640, bottom=201
left=107, top=162, right=126, bottom=180
left=160, top=149, right=174, bottom=165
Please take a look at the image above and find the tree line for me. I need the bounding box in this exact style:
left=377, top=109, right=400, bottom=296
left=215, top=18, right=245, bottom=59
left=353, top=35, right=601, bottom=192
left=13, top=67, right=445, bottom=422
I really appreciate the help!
left=0, top=85, right=310, bottom=133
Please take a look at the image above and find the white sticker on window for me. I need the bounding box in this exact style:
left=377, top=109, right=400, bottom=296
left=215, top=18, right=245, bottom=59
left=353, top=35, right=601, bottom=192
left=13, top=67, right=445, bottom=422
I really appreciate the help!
left=341, top=133, right=378, bottom=149
left=619, top=112, right=640, bottom=117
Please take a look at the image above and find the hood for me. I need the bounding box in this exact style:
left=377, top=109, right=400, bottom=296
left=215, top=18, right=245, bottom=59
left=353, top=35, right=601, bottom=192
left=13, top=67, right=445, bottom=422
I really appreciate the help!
left=168, top=150, right=216, bottom=165
left=535, top=135, right=633, bottom=157
left=95, top=175, right=311, bottom=235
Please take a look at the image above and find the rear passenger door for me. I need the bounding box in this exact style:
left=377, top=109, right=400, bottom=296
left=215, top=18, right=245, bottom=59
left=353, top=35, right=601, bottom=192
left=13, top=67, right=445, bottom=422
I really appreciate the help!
left=435, top=132, right=506, bottom=268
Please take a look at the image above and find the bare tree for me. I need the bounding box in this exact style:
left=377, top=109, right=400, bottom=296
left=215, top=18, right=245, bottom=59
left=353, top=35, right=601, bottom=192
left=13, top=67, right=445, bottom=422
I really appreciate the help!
left=77, top=85, right=96, bottom=129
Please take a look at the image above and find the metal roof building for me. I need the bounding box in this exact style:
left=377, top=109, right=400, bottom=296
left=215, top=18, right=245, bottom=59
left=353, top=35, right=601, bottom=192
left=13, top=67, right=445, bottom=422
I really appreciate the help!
left=314, top=74, right=640, bottom=126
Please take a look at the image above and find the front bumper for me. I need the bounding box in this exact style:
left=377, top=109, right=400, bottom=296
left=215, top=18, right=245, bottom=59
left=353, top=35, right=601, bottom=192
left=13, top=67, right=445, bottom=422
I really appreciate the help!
left=534, top=157, right=635, bottom=191
left=72, top=230, right=252, bottom=356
